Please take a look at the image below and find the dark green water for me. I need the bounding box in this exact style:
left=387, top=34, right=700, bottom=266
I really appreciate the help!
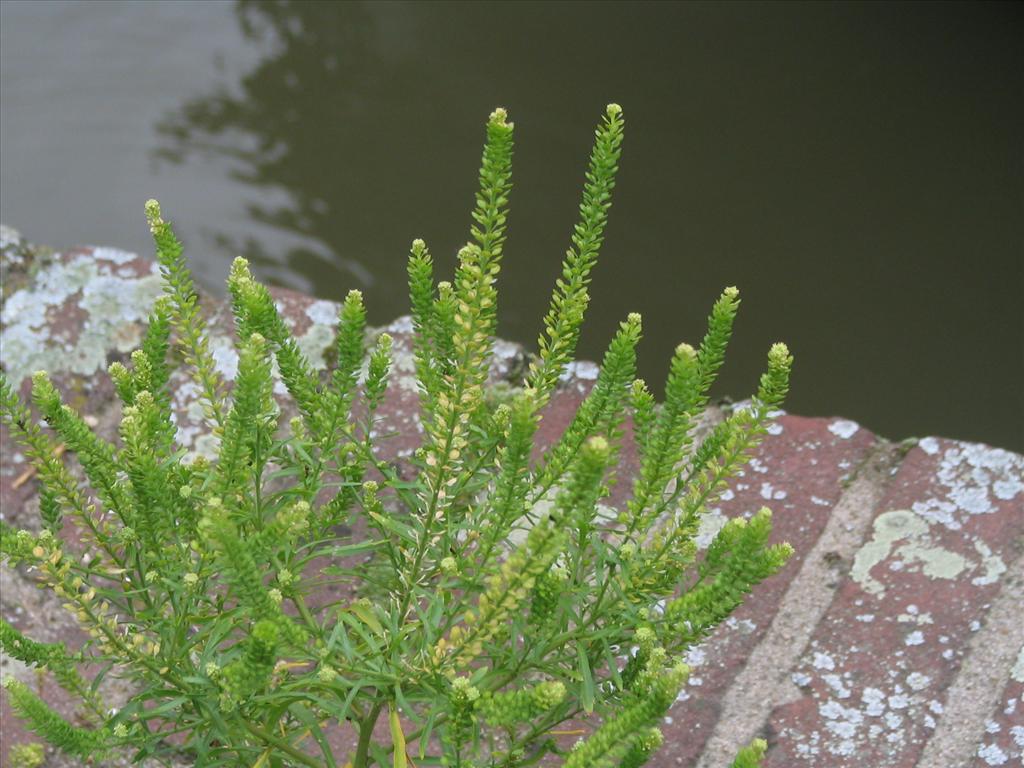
left=2, top=1, right=1022, bottom=451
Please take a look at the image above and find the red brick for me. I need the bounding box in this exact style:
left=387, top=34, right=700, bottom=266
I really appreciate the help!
left=765, top=438, right=1024, bottom=766
left=656, top=415, right=877, bottom=765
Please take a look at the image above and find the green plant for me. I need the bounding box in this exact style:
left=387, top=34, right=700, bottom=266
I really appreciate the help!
left=0, top=105, right=792, bottom=768
left=6, top=742, right=46, bottom=768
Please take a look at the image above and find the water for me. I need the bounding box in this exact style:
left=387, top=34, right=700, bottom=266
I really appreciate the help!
left=2, top=1, right=1022, bottom=451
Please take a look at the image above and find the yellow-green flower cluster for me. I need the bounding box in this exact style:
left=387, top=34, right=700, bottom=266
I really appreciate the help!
left=6, top=742, right=45, bottom=768
left=447, top=675, right=481, bottom=753
left=731, top=738, right=769, bottom=768
left=220, top=619, right=280, bottom=707
left=527, top=103, right=626, bottom=408
left=529, top=563, right=568, bottom=626
left=438, top=517, right=564, bottom=667
left=146, top=199, right=225, bottom=428
left=478, top=680, right=566, bottom=727
left=564, top=659, right=688, bottom=768
left=663, top=509, right=793, bottom=648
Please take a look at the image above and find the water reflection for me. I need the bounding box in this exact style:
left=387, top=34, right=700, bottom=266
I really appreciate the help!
left=155, top=0, right=387, bottom=298
left=149, top=1, right=1024, bottom=451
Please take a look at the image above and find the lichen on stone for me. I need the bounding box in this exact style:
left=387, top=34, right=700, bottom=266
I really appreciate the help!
left=1, top=248, right=163, bottom=387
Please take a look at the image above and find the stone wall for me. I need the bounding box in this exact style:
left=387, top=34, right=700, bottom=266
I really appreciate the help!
left=1, top=228, right=1021, bottom=767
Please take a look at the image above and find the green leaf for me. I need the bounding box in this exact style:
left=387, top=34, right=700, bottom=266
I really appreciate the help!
left=389, top=704, right=408, bottom=768
left=336, top=682, right=365, bottom=725
left=289, top=703, right=337, bottom=768
left=326, top=540, right=389, bottom=558
left=348, top=602, right=384, bottom=637
left=419, top=711, right=437, bottom=760
left=601, top=638, right=623, bottom=691
left=578, top=643, right=595, bottom=714
left=393, top=682, right=421, bottom=726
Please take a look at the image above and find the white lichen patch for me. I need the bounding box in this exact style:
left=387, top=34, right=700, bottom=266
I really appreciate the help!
left=760, top=482, right=787, bottom=500
left=684, top=646, right=706, bottom=668
left=1, top=250, right=164, bottom=386
left=490, top=338, right=524, bottom=376
left=0, top=224, right=24, bottom=253
left=896, top=604, right=935, bottom=625
left=888, top=693, right=910, bottom=709
left=813, top=652, right=836, bottom=671
left=823, top=673, right=852, bottom=699
left=560, top=360, right=599, bottom=383
left=911, top=440, right=1024, bottom=530
left=819, top=699, right=863, bottom=755
left=1012, top=725, right=1024, bottom=748
left=848, top=509, right=1007, bottom=596
left=89, top=246, right=141, bottom=266
left=862, top=687, right=886, bottom=716
left=828, top=419, right=860, bottom=439
left=169, top=377, right=221, bottom=461
left=971, top=540, right=1007, bottom=586
left=304, top=299, right=338, bottom=327
left=791, top=658, right=946, bottom=762
left=294, top=320, right=336, bottom=371
left=210, top=335, right=240, bottom=380
left=725, top=616, right=757, bottom=634
left=192, top=433, right=221, bottom=462
left=379, top=316, right=421, bottom=394
left=695, top=507, right=728, bottom=548
left=1011, top=645, right=1024, bottom=683
left=792, top=671, right=813, bottom=688
left=977, top=743, right=1009, bottom=765
left=976, top=715, right=1024, bottom=767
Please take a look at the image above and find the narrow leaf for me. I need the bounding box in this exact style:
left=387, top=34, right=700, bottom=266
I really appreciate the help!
left=389, top=704, right=408, bottom=768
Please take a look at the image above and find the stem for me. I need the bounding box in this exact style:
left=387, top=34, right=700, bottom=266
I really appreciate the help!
left=293, top=594, right=320, bottom=637
left=241, top=719, right=323, bottom=768
left=353, top=701, right=384, bottom=768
